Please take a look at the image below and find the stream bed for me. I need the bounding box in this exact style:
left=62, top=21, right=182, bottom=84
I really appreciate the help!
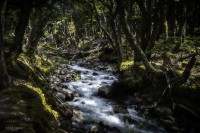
left=62, top=65, right=166, bottom=133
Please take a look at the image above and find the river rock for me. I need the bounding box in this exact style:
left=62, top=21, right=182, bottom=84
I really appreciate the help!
left=57, top=102, right=73, bottom=119
left=55, top=70, right=60, bottom=74
left=89, top=125, right=99, bottom=133
left=134, top=97, right=143, bottom=104
left=92, top=72, right=99, bottom=76
left=60, top=70, right=65, bottom=75
left=101, top=82, right=108, bottom=86
left=49, top=84, right=57, bottom=90
left=98, top=65, right=105, bottom=70
left=123, top=116, right=138, bottom=125
left=89, top=125, right=105, bottom=133
left=60, top=76, right=68, bottom=82
left=83, top=71, right=89, bottom=74
left=62, top=89, right=74, bottom=101
left=113, top=106, right=128, bottom=114
left=49, top=75, right=60, bottom=83
left=74, top=93, right=81, bottom=97
left=98, top=85, right=113, bottom=98
left=103, top=76, right=110, bottom=80
left=99, top=121, right=120, bottom=132
left=107, top=67, right=113, bottom=72
left=55, top=92, right=66, bottom=101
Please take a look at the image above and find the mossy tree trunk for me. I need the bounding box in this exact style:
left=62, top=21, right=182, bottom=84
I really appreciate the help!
left=0, top=0, right=10, bottom=88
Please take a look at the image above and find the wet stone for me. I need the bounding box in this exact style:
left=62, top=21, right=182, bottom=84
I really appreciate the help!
left=55, top=92, right=66, bottom=101
left=83, top=71, right=89, bottom=74
left=123, top=116, right=138, bottom=125
left=98, top=85, right=113, bottom=98
left=62, top=89, right=74, bottom=101
left=103, top=76, right=110, bottom=80
left=92, top=72, right=99, bottom=76
left=113, top=106, right=128, bottom=114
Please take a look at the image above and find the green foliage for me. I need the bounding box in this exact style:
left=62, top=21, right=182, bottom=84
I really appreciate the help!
left=80, top=42, right=91, bottom=51
left=35, top=55, right=55, bottom=75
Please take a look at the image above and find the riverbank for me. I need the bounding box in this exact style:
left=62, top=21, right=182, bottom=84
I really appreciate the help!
left=117, top=61, right=200, bottom=133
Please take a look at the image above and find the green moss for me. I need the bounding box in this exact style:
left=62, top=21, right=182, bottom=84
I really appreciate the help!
left=18, top=54, right=34, bottom=70
left=177, top=70, right=184, bottom=75
left=182, top=61, right=188, bottom=67
left=152, top=62, right=163, bottom=67
left=120, top=60, right=134, bottom=71
left=139, top=65, right=145, bottom=70
left=42, top=44, right=58, bottom=52
left=51, top=56, right=68, bottom=67
left=74, top=73, right=79, bottom=81
left=35, top=55, right=55, bottom=75
left=191, top=84, right=197, bottom=89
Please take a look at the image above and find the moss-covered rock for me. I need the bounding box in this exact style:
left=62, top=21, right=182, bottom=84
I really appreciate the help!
left=0, top=82, right=60, bottom=133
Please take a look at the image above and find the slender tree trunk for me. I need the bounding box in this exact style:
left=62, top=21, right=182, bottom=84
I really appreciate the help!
left=146, top=3, right=160, bottom=59
left=161, top=1, right=168, bottom=39
left=168, top=0, right=176, bottom=37
left=110, top=17, right=123, bottom=63
left=0, top=0, right=10, bottom=88
left=173, top=0, right=186, bottom=53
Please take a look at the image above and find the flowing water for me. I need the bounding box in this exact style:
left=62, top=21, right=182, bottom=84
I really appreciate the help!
left=62, top=65, right=166, bottom=133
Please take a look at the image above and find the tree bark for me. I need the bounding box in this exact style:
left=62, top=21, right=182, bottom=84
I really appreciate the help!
left=109, top=17, right=123, bottom=63
left=0, top=0, right=10, bottom=88
left=9, top=0, right=33, bottom=60
left=26, top=13, right=50, bottom=56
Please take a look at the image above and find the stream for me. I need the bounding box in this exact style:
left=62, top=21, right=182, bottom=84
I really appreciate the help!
left=62, top=65, right=166, bottom=133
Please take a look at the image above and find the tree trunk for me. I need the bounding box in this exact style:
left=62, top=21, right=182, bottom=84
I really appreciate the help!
left=168, top=0, right=176, bottom=37
left=116, top=0, right=158, bottom=73
left=0, top=0, right=10, bottom=88
left=9, top=0, right=32, bottom=60
left=146, top=2, right=160, bottom=59
left=27, top=14, right=49, bottom=56
left=109, top=17, right=123, bottom=63
left=173, top=0, right=186, bottom=53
